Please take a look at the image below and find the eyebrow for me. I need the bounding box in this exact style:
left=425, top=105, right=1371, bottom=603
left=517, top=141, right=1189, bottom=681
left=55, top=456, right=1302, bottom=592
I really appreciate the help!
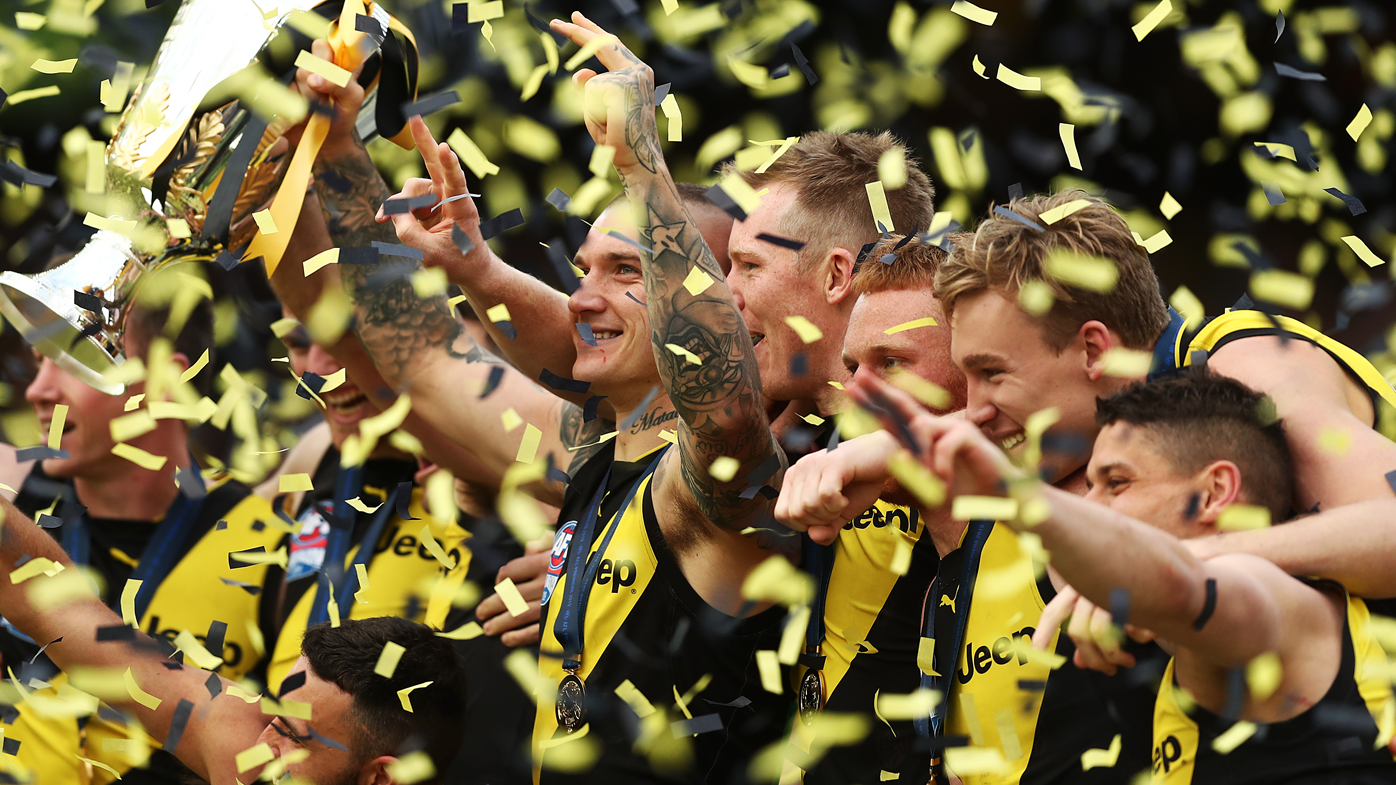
left=959, top=352, right=1007, bottom=370
left=271, top=716, right=312, bottom=744
left=576, top=249, right=643, bottom=266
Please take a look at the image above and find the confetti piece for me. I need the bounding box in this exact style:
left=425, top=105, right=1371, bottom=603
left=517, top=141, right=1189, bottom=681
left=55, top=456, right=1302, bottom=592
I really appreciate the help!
left=878, top=147, right=907, bottom=189
left=884, top=317, right=938, bottom=335
left=111, top=443, right=168, bottom=471
left=756, top=650, right=782, bottom=693
left=615, top=680, right=656, bottom=718
left=236, top=743, right=274, bottom=773
left=801, top=413, right=826, bottom=425
left=47, top=404, right=68, bottom=450
left=120, top=579, right=141, bottom=626
left=709, top=456, right=740, bottom=482
left=401, top=90, right=461, bottom=119
left=994, top=205, right=1045, bottom=232
left=84, top=213, right=138, bottom=236
left=31, top=58, right=78, bottom=75
left=1131, top=0, right=1172, bottom=41
left=516, top=424, right=542, bottom=464
left=945, top=747, right=1008, bottom=775
left=1080, top=733, right=1122, bottom=770
left=303, top=248, right=339, bottom=275
left=996, top=64, right=1040, bottom=91
left=972, top=55, right=989, bottom=78
left=418, top=525, right=457, bottom=570
left=122, top=667, right=162, bottom=711
left=437, top=622, right=483, bottom=640
left=565, top=33, right=619, bottom=70
left=1059, top=124, right=1082, bottom=170
left=1246, top=651, right=1282, bottom=700
left=397, top=681, right=433, bottom=712
left=1347, top=104, right=1373, bottom=141
left=876, top=688, right=938, bottom=720
left=75, top=756, right=123, bottom=780
left=387, top=751, right=437, bottom=783
left=865, top=181, right=896, bottom=232
left=174, top=629, right=223, bottom=671
left=917, top=637, right=938, bottom=676
left=950, top=0, right=997, bottom=25
left=1044, top=250, right=1118, bottom=292
left=1275, top=62, right=1324, bottom=81
left=660, top=93, right=682, bottom=142
left=1341, top=236, right=1386, bottom=267
left=951, top=496, right=1018, bottom=521
left=294, top=49, right=352, bottom=88
left=666, top=344, right=703, bottom=365
left=784, top=315, right=823, bottom=344
left=1218, top=504, right=1270, bottom=531
left=374, top=642, right=406, bottom=678
left=15, top=12, right=45, bottom=29
left=446, top=129, right=500, bottom=179
left=279, top=473, right=314, bottom=493
left=7, top=86, right=60, bottom=104
left=1160, top=192, right=1182, bottom=219
left=1211, top=721, right=1257, bottom=753
left=1250, top=269, right=1313, bottom=310
left=1039, top=199, right=1092, bottom=225
left=1011, top=636, right=1066, bottom=668
left=682, top=266, right=715, bottom=296
left=1100, top=348, right=1153, bottom=377
left=1323, top=187, right=1366, bottom=216
left=486, top=303, right=512, bottom=323
left=1134, top=229, right=1173, bottom=254
left=347, top=497, right=382, bottom=514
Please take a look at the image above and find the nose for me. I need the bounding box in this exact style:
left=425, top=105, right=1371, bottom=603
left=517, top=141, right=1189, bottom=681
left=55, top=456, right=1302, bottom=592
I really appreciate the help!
left=567, top=270, right=606, bottom=319
left=26, top=358, right=63, bottom=408
left=964, top=378, right=997, bottom=428
left=304, top=342, right=343, bottom=378
left=1083, top=482, right=1104, bottom=505
left=728, top=272, right=747, bottom=313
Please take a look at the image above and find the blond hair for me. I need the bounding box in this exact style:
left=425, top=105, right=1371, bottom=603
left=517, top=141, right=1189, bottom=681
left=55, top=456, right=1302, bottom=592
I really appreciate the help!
left=728, top=131, right=935, bottom=265
left=853, top=234, right=946, bottom=296
left=934, top=190, right=1169, bottom=350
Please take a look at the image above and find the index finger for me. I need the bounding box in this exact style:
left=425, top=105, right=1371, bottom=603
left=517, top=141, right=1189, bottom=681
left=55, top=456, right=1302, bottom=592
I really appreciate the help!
left=409, top=116, right=449, bottom=186
left=550, top=13, right=637, bottom=74
left=1033, top=587, right=1077, bottom=649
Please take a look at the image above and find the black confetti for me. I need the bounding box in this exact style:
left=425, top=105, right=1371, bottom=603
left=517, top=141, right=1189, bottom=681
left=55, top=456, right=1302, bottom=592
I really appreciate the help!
left=73, top=290, right=103, bottom=314
left=878, top=253, right=898, bottom=266
left=1192, top=578, right=1218, bottom=631
left=494, top=319, right=518, bottom=341
left=0, top=160, right=57, bottom=188
left=545, top=241, right=578, bottom=295
left=35, top=514, right=61, bottom=529
left=355, top=13, right=385, bottom=42
left=546, top=188, right=572, bottom=212
left=583, top=395, right=606, bottom=423
left=395, top=482, right=418, bottom=520
left=790, top=353, right=807, bottom=376
left=381, top=193, right=439, bottom=215
left=204, top=620, right=227, bottom=659
left=296, top=371, right=327, bottom=400
left=319, top=170, right=351, bottom=193
left=1109, top=587, right=1131, bottom=628
left=480, top=365, right=505, bottom=398
left=704, top=184, right=749, bottom=221
left=479, top=208, right=525, bottom=240
left=1385, top=469, right=1396, bottom=496
left=401, top=90, right=460, bottom=119
left=308, top=725, right=349, bottom=751
left=278, top=669, right=307, bottom=698
left=1275, top=62, right=1325, bottom=81
left=993, top=205, right=1045, bottom=232
left=16, top=446, right=69, bottom=462
left=671, top=714, right=724, bottom=736
left=339, top=247, right=381, bottom=265
left=205, top=671, right=222, bottom=700
left=653, top=83, right=671, bottom=106
left=176, top=466, right=207, bottom=499
left=769, top=63, right=791, bottom=80
left=228, top=546, right=266, bottom=569
left=165, top=699, right=194, bottom=751
left=1274, top=11, right=1285, bottom=41
left=618, top=386, right=662, bottom=432
left=371, top=240, right=425, bottom=261
left=540, top=368, right=590, bottom=394
left=96, top=625, right=135, bottom=642
left=791, top=42, right=817, bottom=84
left=452, top=224, right=475, bottom=255
left=1322, top=187, right=1366, bottom=216
left=576, top=323, right=598, bottom=346
left=451, top=2, right=470, bottom=31
left=1261, top=181, right=1285, bottom=205
left=756, top=233, right=805, bottom=252
left=625, top=291, right=647, bottom=307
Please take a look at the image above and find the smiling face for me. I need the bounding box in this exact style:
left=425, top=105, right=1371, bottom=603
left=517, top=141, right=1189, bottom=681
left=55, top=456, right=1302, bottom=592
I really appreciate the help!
left=842, top=289, right=965, bottom=413
left=949, top=290, right=1108, bottom=480
left=726, top=183, right=854, bottom=404
left=281, top=309, right=373, bottom=452
left=257, top=657, right=365, bottom=785
left=1083, top=422, right=1214, bottom=540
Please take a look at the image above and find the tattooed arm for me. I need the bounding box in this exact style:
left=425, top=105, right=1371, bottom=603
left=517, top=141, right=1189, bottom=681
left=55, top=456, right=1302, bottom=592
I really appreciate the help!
left=553, top=16, right=781, bottom=532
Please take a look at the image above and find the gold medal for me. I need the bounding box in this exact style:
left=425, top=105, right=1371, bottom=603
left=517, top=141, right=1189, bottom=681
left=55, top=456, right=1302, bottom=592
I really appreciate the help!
left=556, top=671, right=587, bottom=733
left=797, top=668, right=824, bottom=726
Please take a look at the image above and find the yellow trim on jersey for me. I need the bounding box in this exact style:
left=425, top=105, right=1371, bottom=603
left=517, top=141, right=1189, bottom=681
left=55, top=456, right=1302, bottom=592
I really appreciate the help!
left=1348, top=597, right=1396, bottom=752
left=267, top=486, right=471, bottom=691
left=10, top=490, right=284, bottom=785
left=1182, top=311, right=1396, bottom=412
left=532, top=472, right=660, bottom=783
left=1150, top=656, right=1199, bottom=784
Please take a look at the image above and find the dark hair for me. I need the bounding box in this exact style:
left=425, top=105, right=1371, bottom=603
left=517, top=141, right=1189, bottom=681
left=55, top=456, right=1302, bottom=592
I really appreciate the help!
left=301, top=617, right=468, bottom=780
left=1095, top=369, right=1294, bottom=521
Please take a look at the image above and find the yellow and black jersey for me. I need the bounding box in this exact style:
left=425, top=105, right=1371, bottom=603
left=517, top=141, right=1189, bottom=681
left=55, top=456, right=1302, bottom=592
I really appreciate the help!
left=268, top=447, right=532, bottom=785
left=795, top=499, right=940, bottom=783
left=1152, top=585, right=1396, bottom=783
left=5, top=461, right=283, bottom=785
left=932, top=523, right=1159, bottom=784
left=533, top=443, right=789, bottom=785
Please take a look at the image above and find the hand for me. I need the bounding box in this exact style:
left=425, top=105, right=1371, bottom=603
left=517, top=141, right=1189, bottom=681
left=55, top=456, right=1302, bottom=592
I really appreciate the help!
left=774, top=433, right=897, bottom=545
left=376, top=117, right=493, bottom=283
left=287, top=38, right=367, bottom=158
left=475, top=538, right=551, bottom=647
left=549, top=13, right=662, bottom=175
left=1033, top=584, right=1155, bottom=675
left=845, top=368, right=1019, bottom=501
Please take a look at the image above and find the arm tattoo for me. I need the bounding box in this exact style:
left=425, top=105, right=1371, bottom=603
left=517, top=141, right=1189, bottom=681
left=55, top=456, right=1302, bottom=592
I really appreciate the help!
left=312, top=139, right=501, bottom=380
left=558, top=403, right=614, bottom=478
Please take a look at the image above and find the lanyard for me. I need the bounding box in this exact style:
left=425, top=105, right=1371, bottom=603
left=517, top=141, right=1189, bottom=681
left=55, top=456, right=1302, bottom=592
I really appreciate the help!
left=1147, top=306, right=1186, bottom=381
left=60, top=483, right=206, bottom=623
left=916, top=519, right=994, bottom=759
left=554, top=447, right=667, bottom=671
left=801, top=537, right=835, bottom=666
left=307, top=465, right=398, bottom=626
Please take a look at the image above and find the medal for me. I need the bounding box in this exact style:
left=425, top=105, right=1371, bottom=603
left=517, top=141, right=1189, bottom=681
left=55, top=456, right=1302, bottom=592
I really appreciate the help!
left=797, top=667, right=824, bottom=725
left=556, top=671, right=588, bottom=733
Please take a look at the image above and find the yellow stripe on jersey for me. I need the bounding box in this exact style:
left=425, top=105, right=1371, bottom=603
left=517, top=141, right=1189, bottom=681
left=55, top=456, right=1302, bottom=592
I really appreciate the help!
left=533, top=472, right=660, bottom=781
left=945, top=524, right=1055, bottom=785
left=268, top=486, right=471, bottom=691
left=1348, top=597, right=1396, bottom=752
left=1150, top=657, right=1199, bottom=784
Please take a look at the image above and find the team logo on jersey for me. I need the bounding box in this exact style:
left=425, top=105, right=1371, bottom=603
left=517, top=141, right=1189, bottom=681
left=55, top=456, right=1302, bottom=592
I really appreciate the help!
left=285, top=504, right=331, bottom=582
left=541, top=521, right=577, bottom=606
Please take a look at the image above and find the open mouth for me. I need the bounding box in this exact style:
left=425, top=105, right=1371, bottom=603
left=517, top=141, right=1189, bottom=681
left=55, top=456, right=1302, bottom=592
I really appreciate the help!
left=1000, top=433, right=1026, bottom=451
left=322, top=388, right=367, bottom=416
left=591, top=330, right=622, bottom=341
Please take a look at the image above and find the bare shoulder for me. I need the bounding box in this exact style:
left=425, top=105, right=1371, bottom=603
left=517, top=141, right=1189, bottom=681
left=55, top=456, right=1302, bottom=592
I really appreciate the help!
left=1207, top=335, right=1359, bottom=408
left=1210, top=552, right=1341, bottom=625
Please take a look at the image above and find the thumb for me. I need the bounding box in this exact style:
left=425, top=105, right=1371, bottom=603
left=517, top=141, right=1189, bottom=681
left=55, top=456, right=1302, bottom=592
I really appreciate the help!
left=809, top=523, right=840, bottom=546
left=388, top=210, right=424, bottom=245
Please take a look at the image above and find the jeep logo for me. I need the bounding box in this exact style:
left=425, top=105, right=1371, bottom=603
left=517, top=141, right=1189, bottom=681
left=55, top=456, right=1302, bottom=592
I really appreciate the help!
left=596, top=558, right=636, bottom=593
left=1153, top=735, right=1182, bottom=773
left=955, top=626, right=1036, bottom=684
left=841, top=506, right=919, bottom=534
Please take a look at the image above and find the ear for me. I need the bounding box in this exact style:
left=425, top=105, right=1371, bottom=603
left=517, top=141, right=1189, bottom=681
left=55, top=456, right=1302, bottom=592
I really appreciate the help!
left=1078, top=320, right=1117, bottom=382
left=358, top=755, right=397, bottom=785
left=824, top=246, right=857, bottom=306
left=1190, top=460, right=1244, bottom=531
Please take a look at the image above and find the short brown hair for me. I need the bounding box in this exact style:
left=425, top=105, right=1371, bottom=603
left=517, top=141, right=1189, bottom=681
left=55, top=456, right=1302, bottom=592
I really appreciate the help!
left=935, top=190, right=1169, bottom=351
left=728, top=131, right=935, bottom=265
left=853, top=234, right=947, bottom=297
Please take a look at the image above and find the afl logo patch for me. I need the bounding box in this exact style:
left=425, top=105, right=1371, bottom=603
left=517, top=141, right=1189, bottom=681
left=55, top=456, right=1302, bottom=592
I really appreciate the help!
left=541, top=521, right=577, bottom=606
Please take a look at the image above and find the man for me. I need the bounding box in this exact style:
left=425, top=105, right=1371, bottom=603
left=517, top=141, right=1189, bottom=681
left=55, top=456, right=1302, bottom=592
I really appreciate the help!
left=0, top=494, right=467, bottom=784
left=849, top=369, right=1396, bottom=782
left=0, top=280, right=285, bottom=784
left=292, top=34, right=789, bottom=782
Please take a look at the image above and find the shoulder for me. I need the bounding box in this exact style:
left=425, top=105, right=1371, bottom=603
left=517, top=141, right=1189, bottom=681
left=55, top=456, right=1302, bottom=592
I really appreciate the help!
left=1209, top=552, right=1341, bottom=622
left=1206, top=330, right=1350, bottom=399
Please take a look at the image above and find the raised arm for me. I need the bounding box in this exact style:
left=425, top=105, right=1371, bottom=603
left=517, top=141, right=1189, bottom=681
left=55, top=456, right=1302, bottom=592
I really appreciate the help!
left=554, top=14, right=780, bottom=529
left=0, top=499, right=269, bottom=784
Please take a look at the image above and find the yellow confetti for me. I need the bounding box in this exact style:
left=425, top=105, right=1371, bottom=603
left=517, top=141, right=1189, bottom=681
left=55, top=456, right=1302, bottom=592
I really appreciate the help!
left=1131, top=0, right=1172, bottom=41
left=565, top=34, right=619, bottom=71
left=945, top=747, right=1008, bottom=775
left=354, top=563, right=371, bottom=605
left=951, top=496, right=1018, bottom=521
left=121, top=668, right=161, bottom=710
left=84, top=213, right=138, bottom=236
left=753, top=136, right=799, bottom=173
left=887, top=451, right=945, bottom=508
left=1133, top=229, right=1174, bottom=254
left=110, top=410, right=155, bottom=443
left=468, top=0, right=503, bottom=22
left=1011, top=636, right=1066, bottom=669
left=1250, top=269, right=1314, bottom=310
left=884, top=317, right=938, bottom=335
left=374, top=641, right=406, bottom=678
left=386, top=751, right=437, bottom=784
left=47, top=404, right=68, bottom=450
left=784, top=315, right=824, bottom=344
left=682, top=266, right=715, bottom=296
left=661, top=93, right=682, bottom=143
left=801, top=413, right=825, bottom=426
left=865, top=181, right=896, bottom=232
left=87, top=140, right=106, bottom=193
left=972, top=54, right=989, bottom=78
left=1039, top=199, right=1092, bottom=224
left=1246, top=652, right=1282, bottom=700
left=1100, top=348, right=1152, bottom=377
left=501, top=409, right=524, bottom=433
left=1218, top=504, right=1270, bottom=531
left=996, top=64, right=1041, bottom=91
left=878, top=147, right=907, bottom=189
left=1080, top=733, right=1122, bottom=770
left=120, top=579, right=141, bottom=626
left=250, top=209, right=278, bottom=235
left=418, top=525, right=457, bottom=569
left=15, top=12, right=46, bottom=30
left=446, top=129, right=500, bottom=179
left=1341, top=236, right=1386, bottom=267
left=718, top=173, right=763, bottom=216
left=1059, top=123, right=1082, bottom=170
left=174, top=629, right=223, bottom=671
left=743, top=556, right=813, bottom=606
left=615, top=680, right=656, bottom=717
left=516, top=423, right=542, bottom=464
left=1347, top=104, right=1373, bottom=141
left=279, top=473, right=314, bottom=493
left=1044, top=249, right=1118, bottom=292
left=294, top=49, right=351, bottom=88
left=303, top=248, right=339, bottom=275
left=319, top=368, right=346, bottom=393
left=708, top=456, right=740, bottom=482
left=111, top=443, right=167, bottom=471
left=1160, top=192, right=1182, bottom=219
left=950, top=0, right=997, bottom=25
left=876, top=688, right=938, bottom=720
left=260, top=696, right=312, bottom=719
left=1211, top=721, right=1257, bottom=753
left=777, top=604, right=810, bottom=664
left=7, top=85, right=61, bottom=105
left=486, top=302, right=512, bottom=323
left=661, top=0, right=679, bottom=13
left=666, top=343, right=703, bottom=365
left=396, top=681, right=433, bottom=712
left=756, top=650, right=782, bottom=693
left=31, top=58, right=78, bottom=74
left=11, top=558, right=63, bottom=584
left=235, top=743, right=274, bottom=773
left=437, top=621, right=484, bottom=640
left=75, top=756, right=124, bottom=780
left=917, top=637, right=939, bottom=676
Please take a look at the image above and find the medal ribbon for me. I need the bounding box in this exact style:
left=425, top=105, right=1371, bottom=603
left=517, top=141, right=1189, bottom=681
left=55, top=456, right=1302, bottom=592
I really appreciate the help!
left=307, top=465, right=399, bottom=626
left=800, top=536, right=836, bottom=669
